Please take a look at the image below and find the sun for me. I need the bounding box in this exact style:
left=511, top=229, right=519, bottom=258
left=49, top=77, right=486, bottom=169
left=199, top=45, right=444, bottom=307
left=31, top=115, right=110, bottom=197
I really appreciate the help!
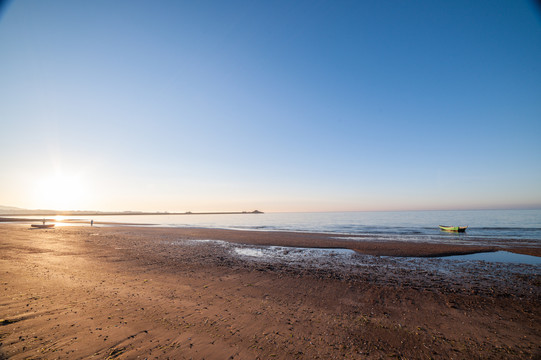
left=33, top=172, right=88, bottom=210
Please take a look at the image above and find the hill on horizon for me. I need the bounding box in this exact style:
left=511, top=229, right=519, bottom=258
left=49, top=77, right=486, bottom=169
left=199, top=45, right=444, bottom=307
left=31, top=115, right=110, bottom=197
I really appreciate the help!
left=0, top=205, right=26, bottom=211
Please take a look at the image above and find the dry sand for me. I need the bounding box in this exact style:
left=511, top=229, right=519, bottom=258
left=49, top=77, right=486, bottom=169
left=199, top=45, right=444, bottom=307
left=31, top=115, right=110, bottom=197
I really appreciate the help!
left=0, top=224, right=539, bottom=359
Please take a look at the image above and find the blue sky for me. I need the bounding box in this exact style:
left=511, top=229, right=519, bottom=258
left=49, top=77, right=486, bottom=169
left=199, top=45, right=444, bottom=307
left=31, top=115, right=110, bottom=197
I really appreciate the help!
left=1, top=0, right=540, bottom=212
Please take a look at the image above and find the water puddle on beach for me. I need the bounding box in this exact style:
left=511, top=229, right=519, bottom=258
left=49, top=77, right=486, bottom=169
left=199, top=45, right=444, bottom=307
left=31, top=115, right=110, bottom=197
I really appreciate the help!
left=442, top=251, right=541, bottom=265
left=233, top=246, right=356, bottom=261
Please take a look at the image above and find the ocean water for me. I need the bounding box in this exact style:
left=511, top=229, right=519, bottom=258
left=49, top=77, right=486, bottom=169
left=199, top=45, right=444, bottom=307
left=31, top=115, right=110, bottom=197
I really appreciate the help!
left=10, top=209, right=541, bottom=243
left=30, top=209, right=541, bottom=245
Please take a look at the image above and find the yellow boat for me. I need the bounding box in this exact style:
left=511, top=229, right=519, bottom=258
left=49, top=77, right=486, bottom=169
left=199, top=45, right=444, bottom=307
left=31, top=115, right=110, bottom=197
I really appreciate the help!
left=439, top=225, right=467, bottom=232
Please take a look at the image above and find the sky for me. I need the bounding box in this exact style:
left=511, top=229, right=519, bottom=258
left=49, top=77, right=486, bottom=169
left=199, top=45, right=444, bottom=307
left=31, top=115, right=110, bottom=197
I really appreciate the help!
left=1, top=0, right=540, bottom=213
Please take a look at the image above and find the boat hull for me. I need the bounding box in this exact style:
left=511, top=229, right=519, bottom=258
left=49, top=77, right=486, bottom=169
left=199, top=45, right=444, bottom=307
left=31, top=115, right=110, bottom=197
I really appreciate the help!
left=31, top=224, right=55, bottom=229
left=439, top=225, right=467, bottom=232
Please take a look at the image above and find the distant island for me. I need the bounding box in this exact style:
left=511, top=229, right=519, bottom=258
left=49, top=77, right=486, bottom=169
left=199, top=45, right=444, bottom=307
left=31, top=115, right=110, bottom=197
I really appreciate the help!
left=0, top=206, right=263, bottom=217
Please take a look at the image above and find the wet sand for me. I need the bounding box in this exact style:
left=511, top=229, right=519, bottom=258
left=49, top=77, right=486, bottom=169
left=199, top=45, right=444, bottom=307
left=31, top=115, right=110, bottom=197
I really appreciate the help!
left=1, top=224, right=539, bottom=359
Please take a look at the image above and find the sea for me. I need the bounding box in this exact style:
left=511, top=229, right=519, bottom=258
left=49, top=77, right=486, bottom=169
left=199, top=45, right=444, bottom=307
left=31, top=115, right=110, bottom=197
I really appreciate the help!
left=42, top=209, right=541, bottom=242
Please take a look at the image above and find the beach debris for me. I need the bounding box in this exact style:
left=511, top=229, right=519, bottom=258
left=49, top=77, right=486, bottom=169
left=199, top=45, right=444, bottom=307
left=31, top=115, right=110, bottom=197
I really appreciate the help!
left=107, top=346, right=126, bottom=359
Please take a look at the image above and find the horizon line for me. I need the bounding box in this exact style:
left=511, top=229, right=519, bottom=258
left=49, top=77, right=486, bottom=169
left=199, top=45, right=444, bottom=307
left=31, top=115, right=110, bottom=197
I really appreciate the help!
left=2, top=204, right=540, bottom=214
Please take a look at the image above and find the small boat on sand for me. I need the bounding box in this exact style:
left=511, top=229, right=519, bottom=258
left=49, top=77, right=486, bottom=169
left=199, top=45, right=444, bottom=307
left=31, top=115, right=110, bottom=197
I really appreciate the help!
left=439, top=225, right=467, bottom=232
left=31, top=224, right=55, bottom=229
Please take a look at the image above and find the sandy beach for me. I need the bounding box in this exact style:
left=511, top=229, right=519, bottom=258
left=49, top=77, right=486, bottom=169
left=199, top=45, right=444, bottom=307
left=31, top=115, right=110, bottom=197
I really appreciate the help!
left=1, top=224, right=539, bottom=359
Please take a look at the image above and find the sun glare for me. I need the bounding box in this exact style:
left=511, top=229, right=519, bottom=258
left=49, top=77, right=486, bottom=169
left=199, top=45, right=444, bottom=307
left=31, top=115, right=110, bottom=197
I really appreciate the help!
left=33, top=173, right=88, bottom=210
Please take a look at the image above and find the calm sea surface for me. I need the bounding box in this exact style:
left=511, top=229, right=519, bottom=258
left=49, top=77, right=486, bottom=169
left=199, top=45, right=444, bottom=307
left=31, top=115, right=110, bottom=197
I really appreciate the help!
left=41, top=209, right=541, bottom=246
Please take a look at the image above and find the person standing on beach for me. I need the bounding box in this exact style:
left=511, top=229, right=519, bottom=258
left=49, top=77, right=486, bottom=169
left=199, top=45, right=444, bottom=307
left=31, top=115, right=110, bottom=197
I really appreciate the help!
left=91, top=219, right=93, bottom=227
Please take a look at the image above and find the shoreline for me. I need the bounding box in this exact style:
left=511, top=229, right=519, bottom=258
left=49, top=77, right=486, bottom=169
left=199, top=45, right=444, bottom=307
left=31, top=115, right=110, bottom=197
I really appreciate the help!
left=2, top=216, right=540, bottom=258
left=1, top=224, right=539, bottom=358
left=3, top=220, right=541, bottom=257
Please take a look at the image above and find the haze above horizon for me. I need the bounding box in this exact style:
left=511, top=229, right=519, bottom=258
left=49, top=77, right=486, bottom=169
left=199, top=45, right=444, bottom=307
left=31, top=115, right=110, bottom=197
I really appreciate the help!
left=1, top=1, right=540, bottom=213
